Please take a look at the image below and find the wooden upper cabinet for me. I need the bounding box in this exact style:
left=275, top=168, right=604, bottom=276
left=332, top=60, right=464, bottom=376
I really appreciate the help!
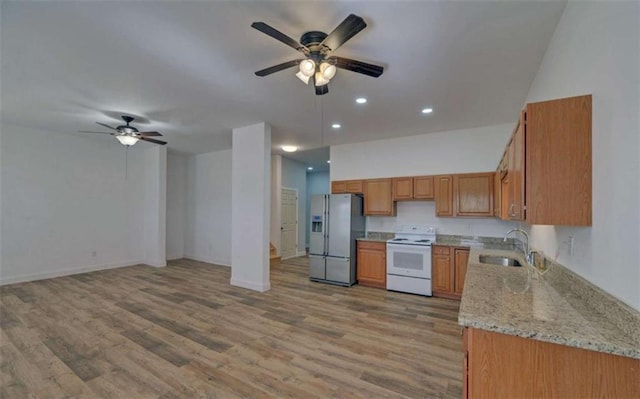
left=493, top=171, right=501, bottom=218
left=525, top=95, right=592, bottom=226
left=392, top=177, right=414, bottom=200
left=435, top=175, right=454, bottom=217
left=392, top=176, right=435, bottom=201
left=454, top=173, right=494, bottom=217
left=508, top=114, right=525, bottom=221
left=331, top=180, right=363, bottom=194
left=413, top=176, right=434, bottom=199
left=331, top=180, right=347, bottom=193
left=363, top=179, right=395, bottom=216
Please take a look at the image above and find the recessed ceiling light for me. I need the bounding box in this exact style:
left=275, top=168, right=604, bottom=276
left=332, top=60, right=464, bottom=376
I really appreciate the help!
left=331, top=123, right=341, bottom=129
left=307, top=167, right=313, bottom=171
left=356, top=97, right=367, bottom=104
left=422, top=108, right=433, bottom=114
left=327, top=160, right=331, bottom=164
left=281, top=145, right=298, bottom=152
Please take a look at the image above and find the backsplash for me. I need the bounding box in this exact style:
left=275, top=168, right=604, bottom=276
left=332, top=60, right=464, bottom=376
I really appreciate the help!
left=367, top=201, right=516, bottom=237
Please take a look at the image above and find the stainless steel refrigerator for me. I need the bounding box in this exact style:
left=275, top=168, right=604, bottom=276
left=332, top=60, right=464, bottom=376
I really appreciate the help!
left=309, top=194, right=365, bottom=286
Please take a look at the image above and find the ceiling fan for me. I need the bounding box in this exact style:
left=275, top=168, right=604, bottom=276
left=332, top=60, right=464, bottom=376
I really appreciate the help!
left=79, top=115, right=167, bottom=146
left=251, top=14, right=384, bottom=95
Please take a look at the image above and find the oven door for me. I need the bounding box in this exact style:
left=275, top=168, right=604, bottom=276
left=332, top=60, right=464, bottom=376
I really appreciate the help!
left=386, top=243, right=431, bottom=279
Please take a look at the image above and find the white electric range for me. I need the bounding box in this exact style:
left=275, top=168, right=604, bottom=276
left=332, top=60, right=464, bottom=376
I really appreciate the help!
left=386, top=225, right=437, bottom=296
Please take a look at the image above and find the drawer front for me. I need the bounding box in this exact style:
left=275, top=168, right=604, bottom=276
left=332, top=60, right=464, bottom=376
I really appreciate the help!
left=357, top=241, right=386, bottom=251
left=432, top=245, right=451, bottom=255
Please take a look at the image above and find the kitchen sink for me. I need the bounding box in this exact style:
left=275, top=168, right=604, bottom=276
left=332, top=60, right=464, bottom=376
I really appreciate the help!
left=479, top=255, right=523, bottom=267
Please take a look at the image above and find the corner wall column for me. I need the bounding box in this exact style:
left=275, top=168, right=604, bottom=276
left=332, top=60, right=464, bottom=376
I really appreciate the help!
left=231, top=122, right=271, bottom=292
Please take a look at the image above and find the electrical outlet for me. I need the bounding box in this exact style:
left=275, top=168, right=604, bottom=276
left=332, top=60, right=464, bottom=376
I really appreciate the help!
left=91, top=250, right=97, bottom=258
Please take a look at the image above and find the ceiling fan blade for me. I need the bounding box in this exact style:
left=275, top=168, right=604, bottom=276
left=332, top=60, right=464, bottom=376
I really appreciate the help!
left=315, top=84, right=329, bottom=96
left=251, top=22, right=306, bottom=54
left=140, top=137, right=167, bottom=145
left=255, top=59, right=302, bottom=77
left=78, top=131, right=114, bottom=135
left=334, top=56, right=384, bottom=78
left=321, top=14, right=367, bottom=52
left=96, top=122, right=118, bottom=131
left=138, top=131, right=162, bottom=137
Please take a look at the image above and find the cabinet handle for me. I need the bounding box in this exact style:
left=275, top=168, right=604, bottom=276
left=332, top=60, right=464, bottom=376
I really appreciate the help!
left=509, top=203, right=515, bottom=217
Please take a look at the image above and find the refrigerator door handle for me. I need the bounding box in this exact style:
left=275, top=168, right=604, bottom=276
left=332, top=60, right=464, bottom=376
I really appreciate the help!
left=324, top=194, right=329, bottom=256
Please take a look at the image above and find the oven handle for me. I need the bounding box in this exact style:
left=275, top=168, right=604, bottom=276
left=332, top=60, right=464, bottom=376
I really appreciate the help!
left=386, top=243, right=432, bottom=251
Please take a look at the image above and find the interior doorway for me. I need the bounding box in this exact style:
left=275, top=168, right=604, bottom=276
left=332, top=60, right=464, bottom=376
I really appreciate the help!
left=280, top=188, right=298, bottom=259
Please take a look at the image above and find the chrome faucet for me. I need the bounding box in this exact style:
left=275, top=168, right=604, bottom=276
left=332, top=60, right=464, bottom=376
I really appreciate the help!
left=503, top=228, right=532, bottom=264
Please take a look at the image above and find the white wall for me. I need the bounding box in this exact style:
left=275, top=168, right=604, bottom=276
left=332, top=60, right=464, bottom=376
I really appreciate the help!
left=166, top=151, right=187, bottom=260
left=368, top=202, right=514, bottom=238
left=305, top=171, right=330, bottom=247
left=231, top=123, right=271, bottom=292
left=1, top=125, right=147, bottom=283
left=523, top=1, right=639, bottom=309
left=331, top=123, right=513, bottom=180
left=330, top=123, right=517, bottom=237
left=281, top=156, right=307, bottom=256
left=184, top=149, right=232, bottom=266
left=142, top=146, right=167, bottom=267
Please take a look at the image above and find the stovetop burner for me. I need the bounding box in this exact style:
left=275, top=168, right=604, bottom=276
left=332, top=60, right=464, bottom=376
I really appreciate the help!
left=386, top=225, right=437, bottom=247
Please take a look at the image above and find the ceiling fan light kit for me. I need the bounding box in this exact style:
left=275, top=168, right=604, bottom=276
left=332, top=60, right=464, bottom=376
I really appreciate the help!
left=78, top=115, right=167, bottom=147
left=252, top=14, right=384, bottom=95
left=115, top=135, right=140, bottom=146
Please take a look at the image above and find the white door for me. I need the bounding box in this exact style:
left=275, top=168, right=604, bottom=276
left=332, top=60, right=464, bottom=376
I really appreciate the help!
left=281, top=188, right=298, bottom=259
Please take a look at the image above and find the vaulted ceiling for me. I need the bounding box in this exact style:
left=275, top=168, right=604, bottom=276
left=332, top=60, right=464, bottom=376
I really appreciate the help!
left=1, top=1, right=566, bottom=161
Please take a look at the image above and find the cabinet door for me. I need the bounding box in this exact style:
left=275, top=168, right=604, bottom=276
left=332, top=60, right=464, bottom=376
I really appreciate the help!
left=364, top=179, right=394, bottom=216
left=526, top=95, right=592, bottom=226
left=455, top=173, right=494, bottom=217
left=357, top=242, right=386, bottom=288
left=493, top=171, right=501, bottom=217
left=331, top=181, right=347, bottom=194
left=413, top=176, right=434, bottom=199
left=392, top=177, right=414, bottom=200
left=346, top=180, right=363, bottom=194
left=454, top=248, right=470, bottom=295
left=435, top=175, right=453, bottom=217
left=509, top=114, right=525, bottom=221
left=432, top=245, right=453, bottom=294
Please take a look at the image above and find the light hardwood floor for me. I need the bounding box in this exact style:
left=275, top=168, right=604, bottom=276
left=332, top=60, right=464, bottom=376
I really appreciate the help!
left=1, top=257, right=463, bottom=398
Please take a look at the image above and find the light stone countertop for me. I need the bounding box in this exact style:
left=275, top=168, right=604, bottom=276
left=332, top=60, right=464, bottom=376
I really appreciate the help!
left=459, top=248, right=640, bottom=359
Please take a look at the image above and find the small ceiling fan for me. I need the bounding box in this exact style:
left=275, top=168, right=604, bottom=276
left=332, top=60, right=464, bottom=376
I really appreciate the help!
left=79, top=115, right=166, bottom=146
left=251, top=14, right=384, bottom=95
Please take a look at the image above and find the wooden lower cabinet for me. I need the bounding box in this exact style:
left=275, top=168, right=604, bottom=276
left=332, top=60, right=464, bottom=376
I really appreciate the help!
left=463, top=327, right=640, bottom=398
left=432, top=245, right=453, bottom=293
left=432, top=245, right=469, bottom=299
left=357, top=241, right=386, bottom=288
left=453, top=248, right=469, bottom=295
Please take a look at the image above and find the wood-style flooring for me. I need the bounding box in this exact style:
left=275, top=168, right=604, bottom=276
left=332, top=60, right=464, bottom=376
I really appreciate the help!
left=1, top=257, right=463, bottom=398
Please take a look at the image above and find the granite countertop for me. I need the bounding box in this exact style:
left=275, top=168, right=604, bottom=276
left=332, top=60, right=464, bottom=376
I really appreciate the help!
left=459, top=248, right=640, bottom=359
left=357, top=232, right=394, bottom=242
left=435, top=235, right=516, bottom=250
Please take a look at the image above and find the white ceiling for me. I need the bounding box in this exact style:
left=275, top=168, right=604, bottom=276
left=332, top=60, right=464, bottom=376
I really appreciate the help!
left=1, top=1, right=566, bottom=158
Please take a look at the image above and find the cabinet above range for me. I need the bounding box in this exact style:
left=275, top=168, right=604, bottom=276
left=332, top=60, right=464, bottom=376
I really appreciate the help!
left=332, top=172, right=494, bottom=218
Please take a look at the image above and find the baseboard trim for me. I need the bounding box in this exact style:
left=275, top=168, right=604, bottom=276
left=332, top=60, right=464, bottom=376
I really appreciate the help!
left=296, top=250, right=307, bottom=257
left=183, top=254, right=231, bottom=267
left=0, top=260, right=144, bottom=286
left=230, top=277, right=270, bottom=292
